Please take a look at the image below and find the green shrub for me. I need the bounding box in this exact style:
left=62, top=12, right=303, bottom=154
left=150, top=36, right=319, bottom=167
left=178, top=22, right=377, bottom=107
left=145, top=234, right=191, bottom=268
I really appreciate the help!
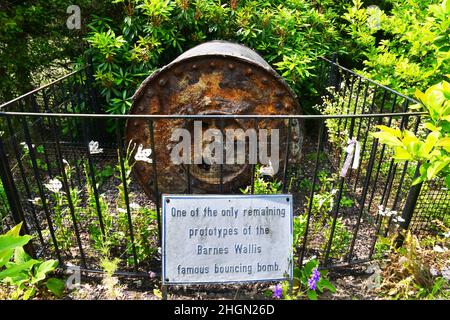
left=85, top=0, right=345, bottom=123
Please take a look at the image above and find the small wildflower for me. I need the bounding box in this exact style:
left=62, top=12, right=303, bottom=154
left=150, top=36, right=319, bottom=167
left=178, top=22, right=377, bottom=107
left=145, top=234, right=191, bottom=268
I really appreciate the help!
left=308, top=268, right=321, bottom=291
left=273, top=283, right=283, bottom=299
left=259, top=160, right=275, bottom=177
left=134, top=144, right=152, bottom=164
left=44, top=178, right=62, bottom=193
left=20, top=142, right=34, bottom=151
left=442, top=267, right=450, bottom=281
left=149, top=271, right=156, bottom=279
left=89, top=141, right=103, bottom=154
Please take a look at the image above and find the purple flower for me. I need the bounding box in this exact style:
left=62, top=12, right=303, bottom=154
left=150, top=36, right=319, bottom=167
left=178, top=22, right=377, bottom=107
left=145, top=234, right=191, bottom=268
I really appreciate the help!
left=273, top=284, right=283, bottom=299
left=308, top=268, right=320, bottom=291
left=149, top=271, right=156, bottom=279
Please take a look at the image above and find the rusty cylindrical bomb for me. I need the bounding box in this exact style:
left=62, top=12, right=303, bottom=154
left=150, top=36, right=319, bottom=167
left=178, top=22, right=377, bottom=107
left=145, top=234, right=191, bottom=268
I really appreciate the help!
left=126, top=41, right=303, bottom=198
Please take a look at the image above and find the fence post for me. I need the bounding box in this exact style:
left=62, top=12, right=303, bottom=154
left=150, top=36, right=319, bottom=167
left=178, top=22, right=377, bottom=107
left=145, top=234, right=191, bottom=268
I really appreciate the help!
left=395, top=163, right=423, bottom=247
left=0, top=134, right=34, bottom=256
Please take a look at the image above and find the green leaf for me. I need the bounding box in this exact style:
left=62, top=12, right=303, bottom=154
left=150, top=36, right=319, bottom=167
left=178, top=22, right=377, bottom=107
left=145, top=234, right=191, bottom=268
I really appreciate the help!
left=420, top=132, right=440, bottom=158
left=307, top=290, right=318, bottom=300
left=0, top=234, right=33, bottom=253
left=436, top=137, right=450, bottom=152
left=372, top=131, right=403, bottom=147
left=319, top=278, right=336, bottom=293
left=0, top=249, right=14, bottom=268
left=14, top=246, right=30, bottom=264
left=32, top=259, right=58, bottom=284
left=46, top=278, right=65, bottom=297
left=0, top=259, right=39, bottom=280
left=6, top=222, right=23, bottom=237
left=445, top=175, right=450, bottom=188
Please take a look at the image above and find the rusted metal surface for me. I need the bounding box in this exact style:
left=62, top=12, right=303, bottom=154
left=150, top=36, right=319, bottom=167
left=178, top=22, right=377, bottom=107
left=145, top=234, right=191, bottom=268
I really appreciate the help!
left=125, top=41, right=303, bottom=197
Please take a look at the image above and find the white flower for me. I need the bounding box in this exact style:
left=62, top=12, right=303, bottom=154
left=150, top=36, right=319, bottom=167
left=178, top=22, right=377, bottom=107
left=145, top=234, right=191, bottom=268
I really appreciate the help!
left=63, top=159, right=70, bottom=167
left=442, top=267, right=450, bottom=281
left=443, top=231, right=450, bottom=238
left=28, top=197, right=42, bottom=205
left=44, top=178, right=63, bottom=193
left=259, top=160, right=275, bottom=177
left=134, top=144, right=152, bottom=163
left=89, top=141, right=103, bottom=154
left=20, top=142, right=35, bottom=151
left=430, top=268, right=439, bottom=277
left=386, top=210, right=397, bottom=217
left=433, top=245, right=446, bottom=253
left=117, top=208, right=127, bottom=214
left=396, top=217, right=405, bottom=223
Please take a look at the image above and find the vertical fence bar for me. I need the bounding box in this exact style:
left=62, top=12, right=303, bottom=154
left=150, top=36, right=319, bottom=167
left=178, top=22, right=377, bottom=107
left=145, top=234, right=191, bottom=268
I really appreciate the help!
left=347, top=131, right=379, bottom=262
left=353, top=86, right=378, bottom=193
left=50, top=116, right=87, bottom=268
left=399, top=164, right=423, bottom=232
left=20, top=115, right=62, bottom=263
left=0, top=125, right=34, bottom=256
left=184, top=119, right=192, bottom=194
left=299, top=120, right=325, bottom=267
left=81, top=118, right=105, bottom=237
left=116, top=120, right=138, bottom=270
left=149, top=119, right=162, bottom=246
left=323, top=177, right=345, bottom=264
left=250, top=118, right=258, bottom=194
left=219, top=118, right=224, bottom=193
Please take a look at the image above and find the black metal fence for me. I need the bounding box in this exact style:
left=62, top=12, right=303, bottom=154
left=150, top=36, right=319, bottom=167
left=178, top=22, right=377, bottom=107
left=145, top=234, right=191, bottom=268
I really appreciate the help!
left=0, top=58, right=448, bottom=278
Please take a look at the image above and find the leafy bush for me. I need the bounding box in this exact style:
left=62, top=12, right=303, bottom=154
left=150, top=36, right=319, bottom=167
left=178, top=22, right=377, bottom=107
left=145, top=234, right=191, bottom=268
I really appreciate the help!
left=0, top=223, right=65, bottom=300
left=86, top=0, right=345, bottom=121
left=343, top=0, right=449, bottom=96
left=373, top=81, right=450, bottom=187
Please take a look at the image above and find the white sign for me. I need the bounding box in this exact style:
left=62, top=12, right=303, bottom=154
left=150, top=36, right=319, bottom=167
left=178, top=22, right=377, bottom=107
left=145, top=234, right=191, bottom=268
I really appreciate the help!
left=162, top=194, right=293, bottom=284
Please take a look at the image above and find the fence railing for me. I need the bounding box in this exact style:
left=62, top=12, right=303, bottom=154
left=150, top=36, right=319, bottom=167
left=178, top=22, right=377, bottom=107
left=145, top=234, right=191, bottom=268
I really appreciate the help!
left=0, top=58, right=447, bottom=278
